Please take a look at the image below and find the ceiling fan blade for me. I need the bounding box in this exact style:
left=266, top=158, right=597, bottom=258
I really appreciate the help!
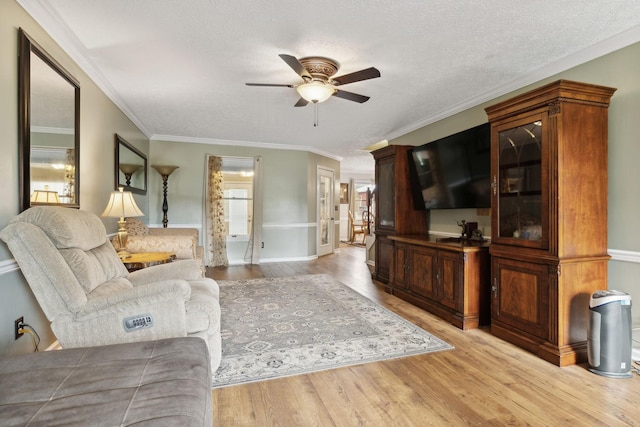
left=246, top=83, right=295, bottom=87
left=333, top=89, right=370, bottom=103
left=279, top=54, right=312, bottom=80
left=332, top=67, right=380, bottom=86
left=294, top=98, right=309, bottom=107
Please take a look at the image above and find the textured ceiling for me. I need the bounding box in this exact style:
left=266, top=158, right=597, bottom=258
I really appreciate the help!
left=19, top=0, right=640, bottom=173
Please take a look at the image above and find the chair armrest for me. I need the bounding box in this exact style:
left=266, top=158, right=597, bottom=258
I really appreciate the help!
left=79, top=280, right=191, bottom=317
left=127, top=259, right=204, bottom=285
left=56, top=283, right=191, bottom=348
left=126, top=235, right=197, bottom=259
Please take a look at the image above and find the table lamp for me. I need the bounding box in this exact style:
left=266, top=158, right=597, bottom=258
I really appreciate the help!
left=30, top=185, right=61, bottom=204
left=101, top=187, right=144, bottom=259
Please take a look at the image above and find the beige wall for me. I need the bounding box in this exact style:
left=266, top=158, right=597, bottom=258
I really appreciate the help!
left=0, top=0, right=149, bottom=355
left=391, top=42, right=640, bottom=326
left=148, top=139, right=341, bottom=259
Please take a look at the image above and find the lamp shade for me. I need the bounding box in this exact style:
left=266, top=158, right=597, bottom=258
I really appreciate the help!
left=118, top=163, right=142, bottom=175
left=101, top=187, right=144, bottom=218
left=151, top=165, right=179, bottom=177
left=296, top=81, right=335, bottom=103
left=31, top=189, right=61, bottom=204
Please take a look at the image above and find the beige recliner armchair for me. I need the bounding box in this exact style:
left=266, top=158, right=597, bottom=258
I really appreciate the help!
left=0, top=206, right=221, bottom=371
left=123, top=217, right=205, bottom=273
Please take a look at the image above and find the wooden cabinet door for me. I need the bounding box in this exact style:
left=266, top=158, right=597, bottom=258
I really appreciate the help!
left=375, top=235, right=394, bottom=283
left=393, top=242, right=410, bottom=289
left=410, top=246, right=437, bottom=299
left=491, top=113, right=548, bottom=250
left=492, top=256, right=549, bottom=340
left=376, top=155, right=396, bottom=232
left=438, top=250, right=462, bottom=310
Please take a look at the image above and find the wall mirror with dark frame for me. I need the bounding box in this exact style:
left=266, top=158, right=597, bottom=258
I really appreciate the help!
left=115, top=134, right=147, bottom=194
left=18, top=28, right=80, bottom=212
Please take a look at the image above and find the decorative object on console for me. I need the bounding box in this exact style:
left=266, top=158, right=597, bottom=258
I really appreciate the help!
left=457, top=219, right=468, bottom=239
left=101, top=187, right=144, bottom=259
left=152, top=165, right=179, bottom=228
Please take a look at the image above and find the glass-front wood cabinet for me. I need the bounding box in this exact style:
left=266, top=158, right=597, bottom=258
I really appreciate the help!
left=486, top=80, right=616, bottom=366
left=372, top=145, right=428, bottom=284
left=493, top=114, right=547, bottom=249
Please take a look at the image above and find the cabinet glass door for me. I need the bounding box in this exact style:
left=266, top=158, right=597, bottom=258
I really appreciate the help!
left=493, top=116, right=545, bottom=247
left=376, top=158, right=395, bottom=228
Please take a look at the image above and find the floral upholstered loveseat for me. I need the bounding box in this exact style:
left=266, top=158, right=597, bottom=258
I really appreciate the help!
left=122, top=217, right=205, bottom=273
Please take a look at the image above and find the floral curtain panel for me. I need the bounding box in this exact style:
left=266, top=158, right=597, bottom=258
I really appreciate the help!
left=205, top=156, right=228, bottom=267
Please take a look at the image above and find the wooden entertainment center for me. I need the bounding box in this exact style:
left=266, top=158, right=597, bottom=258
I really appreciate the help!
left=372, top=145, right=490, bottom=331
left=372, top=80, right=615, bottom=366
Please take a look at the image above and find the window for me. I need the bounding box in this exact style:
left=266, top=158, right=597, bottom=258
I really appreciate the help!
left=223, top=184, right=253, bottom=238
left=221, top=158, right=254, bottom=246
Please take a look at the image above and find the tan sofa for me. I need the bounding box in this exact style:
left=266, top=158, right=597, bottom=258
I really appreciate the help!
left=0, top=337, right=212, bottom=426
left=0, top=206, right=221, bottom=372
left=123, top=217, right=205, bottom=273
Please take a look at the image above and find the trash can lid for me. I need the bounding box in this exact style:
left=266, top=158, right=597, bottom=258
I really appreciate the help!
left=590, top=289, right=632, bottom=308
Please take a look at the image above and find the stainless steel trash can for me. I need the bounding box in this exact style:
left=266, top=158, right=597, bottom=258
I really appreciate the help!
left=587, top=290, right=632, bottom=378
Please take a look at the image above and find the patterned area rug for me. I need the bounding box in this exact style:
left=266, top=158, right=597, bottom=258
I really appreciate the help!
left=212, top=274, right=453, bottom=388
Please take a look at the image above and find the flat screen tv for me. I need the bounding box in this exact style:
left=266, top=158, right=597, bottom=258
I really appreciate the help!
left=408, top=123, right=491, bottom=210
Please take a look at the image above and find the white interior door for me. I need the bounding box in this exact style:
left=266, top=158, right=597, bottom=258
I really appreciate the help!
left=317, top=167, right=335, bottom=257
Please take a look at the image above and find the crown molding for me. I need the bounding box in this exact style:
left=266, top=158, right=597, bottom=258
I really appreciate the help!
left=19, top=1, right=640, bottom=158
left=17, top=0, right=153, bottom=138
left=386, top=25, right=640, bottom=141
left=151, top=134, right=343, bottom=162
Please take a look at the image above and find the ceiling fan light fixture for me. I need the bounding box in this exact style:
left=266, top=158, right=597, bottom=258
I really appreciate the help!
left=296, top=81, right=335, bottom=103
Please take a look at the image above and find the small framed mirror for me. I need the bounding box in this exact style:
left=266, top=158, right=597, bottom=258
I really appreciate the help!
left=19, top=28, right=80, bottom=212
left=115, top=134, right=147, bottom=194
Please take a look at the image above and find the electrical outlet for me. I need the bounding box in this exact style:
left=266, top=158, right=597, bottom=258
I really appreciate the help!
left=15, top=316, right=24, bottom=340
left=261, top=242, right=264, bottom=248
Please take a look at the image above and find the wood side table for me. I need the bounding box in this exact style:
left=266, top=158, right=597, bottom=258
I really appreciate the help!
left=122, top=252, right=176, bottom=272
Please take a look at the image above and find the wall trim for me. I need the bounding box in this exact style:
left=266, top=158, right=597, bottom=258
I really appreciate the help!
left=263, top=222, right=317, bottom=229
left=2, top=248, right=639, bottom=276
left=608, top=249, right=640, bottom=264
left=0, top=259, right=19, bottom=275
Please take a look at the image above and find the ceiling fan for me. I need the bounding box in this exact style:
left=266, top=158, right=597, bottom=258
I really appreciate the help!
left=246, top=54, right=381, bottom=107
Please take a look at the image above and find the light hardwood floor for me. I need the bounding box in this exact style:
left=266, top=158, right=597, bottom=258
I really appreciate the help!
left=208, top=244, right=639, bottom=426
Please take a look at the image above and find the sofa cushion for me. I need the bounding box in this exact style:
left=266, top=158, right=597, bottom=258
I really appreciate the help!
left=125, top=217, right=149, bottom=236
left=126, top=235, right=197, bottom=259
left=61, top=242, right=130, bottom=293
left=14, top=206, right=108, bottom=251
left=0, top=337, right=212, bottom=427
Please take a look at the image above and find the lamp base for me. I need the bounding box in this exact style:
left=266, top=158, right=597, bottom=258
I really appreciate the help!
left=117, top=250, right=132, bottom=260
left=114, top=218, right=131, bottom=260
